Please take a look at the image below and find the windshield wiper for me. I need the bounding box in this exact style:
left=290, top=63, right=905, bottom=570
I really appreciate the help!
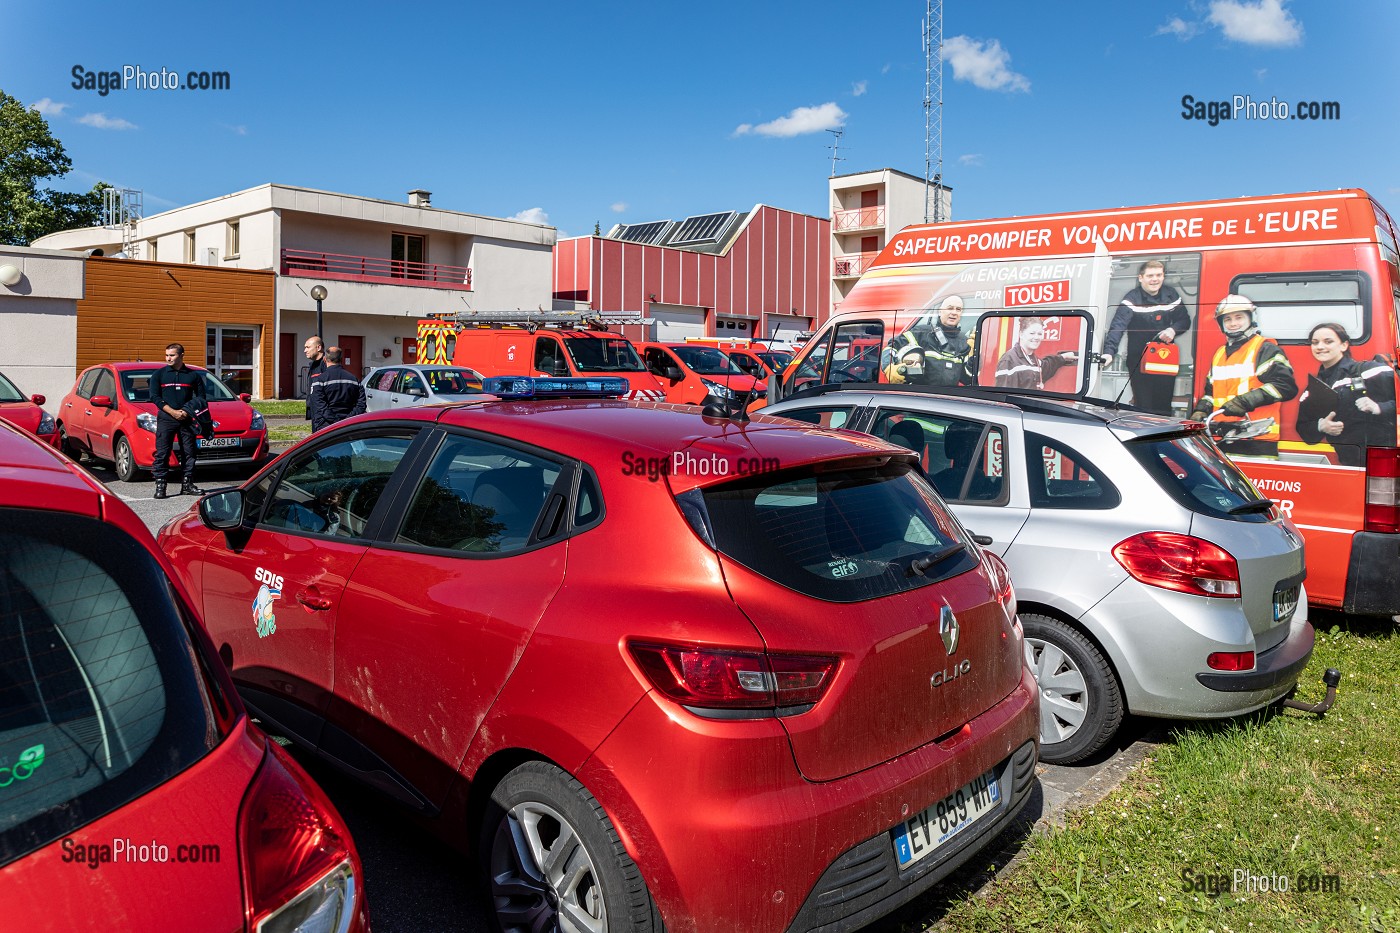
left=907, top=543, right=967, bottom=577
left=1228, top=498, right=1275, bottom=515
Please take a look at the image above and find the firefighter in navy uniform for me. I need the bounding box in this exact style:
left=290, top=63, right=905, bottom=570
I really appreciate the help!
left=150, top=342, right=207, bottom=499
left=1191, top=295, right=1298, bottom=458
left=303, top=336, right=327, bottom=422
left=308, top=346, right=367, bottom=432
left=1102, top=259, right=1193, bottom=415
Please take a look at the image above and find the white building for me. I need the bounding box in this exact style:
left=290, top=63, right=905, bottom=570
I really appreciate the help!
left=35, top=184, right=555, bottom=397
left=0, top=246, right=85, bottom=406
left=830, top=168, right=951, bottom=315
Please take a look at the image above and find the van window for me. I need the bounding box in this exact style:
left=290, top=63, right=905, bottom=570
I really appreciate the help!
left=1235, top=273, right=1370, bottom=343
left=563, top=336, right=646, bottom=373
left=534, top=337, right=568, bottom=376
left=1025, top=433, right=1120, bottom=509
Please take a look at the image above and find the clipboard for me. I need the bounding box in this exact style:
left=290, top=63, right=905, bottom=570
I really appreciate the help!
left=1296, top=374, right=1341, bottom=425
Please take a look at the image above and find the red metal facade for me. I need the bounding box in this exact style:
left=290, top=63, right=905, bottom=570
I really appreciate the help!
left=553, top=206, right=831, bottom=333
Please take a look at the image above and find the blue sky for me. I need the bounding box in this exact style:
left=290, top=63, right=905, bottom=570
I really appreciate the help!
left=5, top=1, right=1398, bottom=238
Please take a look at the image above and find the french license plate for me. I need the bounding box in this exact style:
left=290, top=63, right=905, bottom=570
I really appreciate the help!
left=198, top=436, right=239, bottom=448
left=892, top=770, right=1001, bottom=869
left=1273, top=584, right=1300, bottom=621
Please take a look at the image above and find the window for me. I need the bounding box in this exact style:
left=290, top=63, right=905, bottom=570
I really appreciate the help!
left=147, top=239, right=158, bottom=262
left=1129, top=431, right=1273, bottom=523
left=772, top=406, right=855, bottom=430
left=261, top=433, right=417, bottom=539
left=1234, top=272, right=1370, bottom=344
left=183, top=231, right=195, bottom=263
left=826, top=322, right=885, bottom=384
left=400, top=370, right=426, bottom=396
left=534, top=338, right=568, bottom=376
left=74, top=369, right=101, bottom=400
left=395, top=435, right=563, bottom=554
left=226, top=220, right=240, bottom=258
left=644, top=347, right=676, bottom=378
left=1024, top=432, right=1119, bottom=509
left=91, top=369, right=115, bottom=402
left=871, top=410, right=1006, bottom=503
left=206, top=325, right=257, bottom=397
left=372, top=369, right=401, bottom=393
left=391, top=233, right=426, bottom=279
left=563, top=336, right=646, bottom=373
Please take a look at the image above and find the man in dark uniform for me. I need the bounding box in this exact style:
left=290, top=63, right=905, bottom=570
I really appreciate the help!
left=883, top=295, right=973, bottom=387
left=303, top=336, right=326, bottom=421
left=150, top=342, right=207, bottom=499
left=308, top=346, right=366, bottom=432
left=1101, top=259, right=1193, bottom=415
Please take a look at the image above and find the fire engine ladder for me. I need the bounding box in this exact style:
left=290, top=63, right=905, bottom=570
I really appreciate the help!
left=433, top=309, right=655, bottom=330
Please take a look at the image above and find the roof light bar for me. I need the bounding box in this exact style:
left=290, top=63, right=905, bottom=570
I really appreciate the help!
left=482, top=376, right=629, bottom=399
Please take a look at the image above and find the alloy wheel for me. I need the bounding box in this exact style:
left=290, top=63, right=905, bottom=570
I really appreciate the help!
left=490, top=800, right=607, bottom=933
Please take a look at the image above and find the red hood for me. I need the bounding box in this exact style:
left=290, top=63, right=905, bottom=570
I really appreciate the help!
left=129, top=398, right=257, bottom=432
left=0, top=401, right=44, bottom=435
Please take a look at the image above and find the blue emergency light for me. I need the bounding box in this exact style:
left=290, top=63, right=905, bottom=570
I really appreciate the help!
left=483, top=376, right=630, bottom=399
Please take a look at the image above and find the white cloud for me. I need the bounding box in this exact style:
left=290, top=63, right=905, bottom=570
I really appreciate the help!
left=1255, top=68, right=1269, bottom=80
left=733, top=102, right=847, bottom=138
left=943, top=36, right=1030, bottom=93
left=30, top=98, right=69, bottom=116
left=509, top=207, right=551, bottom=226
left=1154, top=17, right=1201, bottom=40
left=852, top=80, right=868, bottom=97
left=610, top=202, right=627, bottom=213
left=1208, top=0, right=1302, bottom=46
left=77, top=112, right=137, bottom=130
left=959, top=153, right=985, bottom=167
left=881, top=63, right=892, bottom=75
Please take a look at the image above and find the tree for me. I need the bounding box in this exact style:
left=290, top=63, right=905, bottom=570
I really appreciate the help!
left=0, top=90, right=109, bottom=245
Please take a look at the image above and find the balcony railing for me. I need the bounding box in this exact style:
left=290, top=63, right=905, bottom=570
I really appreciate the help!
left=833, top=251, right=879, bottom=278
left=833, top=205, right=886, bottom=232
left=280, top=249, right=473, bottom=290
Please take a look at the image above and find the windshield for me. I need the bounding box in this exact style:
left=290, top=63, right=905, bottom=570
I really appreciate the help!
left=425, top=368, right=482, bottom=394
left=1130, top=430, right=1275, bottom=523
left=729, top=354, right=765, bottom=377
left=671, top=345, right=745, bottom=376
left=698, top=461, right=975, bottom=602
left=758, top=351, right=792, bottom=371
left=563, top=336, right=646, bottom=372
left=121, top=369, right=236, bottom=403
left=0, top=372, right=24, bottom=403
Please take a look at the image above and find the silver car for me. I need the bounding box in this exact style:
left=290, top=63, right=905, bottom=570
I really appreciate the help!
left=765, top=385, right=1313, bottom=764
left=362, top=364, right=484, bottom=412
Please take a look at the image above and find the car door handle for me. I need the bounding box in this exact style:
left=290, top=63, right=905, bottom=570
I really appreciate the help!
left=296, top=590, right=333, bottom=611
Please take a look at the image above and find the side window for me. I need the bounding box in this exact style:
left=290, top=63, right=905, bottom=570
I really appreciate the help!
left=1024, top=432, right=1119, bottom=509
left=395, top=434, right=563, bottom=554
left=261, top=433, right=417, bottom=538
left=573, top=469, right=603, bottom=529
left=373, top=369, right=400, bottom=393
left=1235, top=272, right=1370, bottom=343
left=645, top=347, right=672, bottom=378
left=534, top=338, right=565, bottom=376
left=774, top=406, right=856, bottom=430
left=92, top=369, right=116, bottom=401
left=401, top=370, right=426, bottom=396
left=871, top=409, right=1006, bottom=503
left=828, top=323, right=885, bottom=384
left=75, top=370, right=101, bottom=399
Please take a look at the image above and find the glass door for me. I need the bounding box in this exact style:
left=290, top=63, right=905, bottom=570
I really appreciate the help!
left=207, top=325, right=258, bottom=396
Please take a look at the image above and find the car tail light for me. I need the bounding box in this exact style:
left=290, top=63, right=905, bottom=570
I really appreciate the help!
left=240, top=743, right=367, bottom=933
left=983, top=551, right=1015, bottom=609
left=1364, top=446, right=1400, bottom=533
left=1207, top=651, right=1256, bottom=671
left=628, top=642, right=839, bottom=711
left=1112, top=532, right=1241, bottom=598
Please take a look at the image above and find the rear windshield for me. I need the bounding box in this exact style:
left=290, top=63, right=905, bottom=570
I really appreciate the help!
left=1129, top=431, right=1275, bottom=523
left=121, top=369, right=237, bottom=402
left=564, top=337, right=646, bottom=372
left=0, top=510, right=222, bottom=867
left=698, top=461, right=977, bottom=602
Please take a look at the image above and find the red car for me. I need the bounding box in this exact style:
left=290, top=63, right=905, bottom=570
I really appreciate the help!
left=159, top=376, right=1038, bottom=933
left=57, top=362, right=269, bottom=482
left=639, top=341, right=765, bottom=406
left=0, top=370, right=58, bottom=446
left=0, top=420, right=368, bottom=932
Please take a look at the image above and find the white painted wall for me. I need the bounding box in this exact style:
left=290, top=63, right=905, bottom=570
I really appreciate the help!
left=0, top=247, right=84, bottom=409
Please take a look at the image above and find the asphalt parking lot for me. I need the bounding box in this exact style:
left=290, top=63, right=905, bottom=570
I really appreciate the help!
left=98, top=455, right=1167, bottom=930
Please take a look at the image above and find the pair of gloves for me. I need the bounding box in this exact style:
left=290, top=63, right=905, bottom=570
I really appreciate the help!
left=1189, top=398, right=1248, bottom=421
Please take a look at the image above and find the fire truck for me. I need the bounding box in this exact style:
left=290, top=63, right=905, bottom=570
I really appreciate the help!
left=770, top=189, right=1400, bottom=616
left=417, top=310, right=667, bottom=401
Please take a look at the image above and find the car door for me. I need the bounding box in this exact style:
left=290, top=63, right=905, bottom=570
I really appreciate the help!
left=396, top=369, right=430, bottom=407
left=198, top=428, right=420, bottom=747
left=331, top=429, right=569, bottom=806
left=85, top=367, right=122, bottom=461
left=62, top=368, right=101, bottom=449
left=364, top=368, right=401, bottom=412
left=863, top=404, right=1031, bottom=557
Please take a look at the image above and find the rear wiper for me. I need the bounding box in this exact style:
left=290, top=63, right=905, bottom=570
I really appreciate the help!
left=1228, top=498, right=1276, bottom=515
left=907, top=543, right=967, bottom=577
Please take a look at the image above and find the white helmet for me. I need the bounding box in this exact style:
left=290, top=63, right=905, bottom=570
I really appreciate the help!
left=1214, top=294, right=1256, bottom=330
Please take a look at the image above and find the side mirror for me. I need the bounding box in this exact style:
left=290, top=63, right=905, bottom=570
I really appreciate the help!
left=665, top=365, right=684, bottom=382
left=90, top=395, right=113, bottom=408
left=199, top=489, right=247, bottom=531
left=29, top=394, right=45, bottom=406
left=238, top=393, right=252, bottom=403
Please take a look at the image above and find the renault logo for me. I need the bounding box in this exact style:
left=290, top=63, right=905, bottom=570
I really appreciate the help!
left=939, top=604, right=959, bottom=656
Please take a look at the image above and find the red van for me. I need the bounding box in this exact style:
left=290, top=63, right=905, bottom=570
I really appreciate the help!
left=639, top=341, right=763, bottom=406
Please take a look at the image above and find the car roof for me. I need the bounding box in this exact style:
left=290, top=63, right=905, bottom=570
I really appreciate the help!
left=92, top=361, right=210, bottom=372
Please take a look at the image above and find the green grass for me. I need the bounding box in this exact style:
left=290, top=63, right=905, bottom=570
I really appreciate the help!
left=267, top=423, right=311, bottom=445
left=251, top=399, right=306, bottom=416
left=921, top=614, right=1400, bottom=933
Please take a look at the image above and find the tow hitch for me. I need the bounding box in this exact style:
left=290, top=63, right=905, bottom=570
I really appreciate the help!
left=1280, top=668, right=1341, bottom=715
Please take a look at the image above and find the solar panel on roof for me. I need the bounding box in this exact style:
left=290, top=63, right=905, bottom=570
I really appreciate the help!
left=616, top=221, right=671, bottom=244
left=670, top=211, right=736, bottom=245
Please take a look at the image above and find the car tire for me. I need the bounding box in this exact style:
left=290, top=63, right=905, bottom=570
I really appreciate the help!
left=480, top=761, right=662, bottom=933
left=57, top=422, right=82, bottom=461
left=1022, top=613, right=1123, bottom=765
left=113, top=435, right=141, bottom=483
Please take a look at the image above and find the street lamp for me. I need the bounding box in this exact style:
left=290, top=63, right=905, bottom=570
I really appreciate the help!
left=310, top=284, right=328, bottom=340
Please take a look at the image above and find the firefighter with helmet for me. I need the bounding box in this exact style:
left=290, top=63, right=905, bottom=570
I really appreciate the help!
left=1190, top=294, right=1298, bottom=457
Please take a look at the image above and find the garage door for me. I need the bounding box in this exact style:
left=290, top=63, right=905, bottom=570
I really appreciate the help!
left=651, top=304, right=706, bottom=341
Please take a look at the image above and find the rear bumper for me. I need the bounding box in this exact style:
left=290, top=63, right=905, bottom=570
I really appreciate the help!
left=1195, top=617, right=1315, bottom=692
left=1343, top=532, right=1400, bottom=616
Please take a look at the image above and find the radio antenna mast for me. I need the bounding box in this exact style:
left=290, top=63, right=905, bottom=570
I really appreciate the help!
left=826, top=128, right=846, bottom=177
left=923, top=0, right=944, bottom=223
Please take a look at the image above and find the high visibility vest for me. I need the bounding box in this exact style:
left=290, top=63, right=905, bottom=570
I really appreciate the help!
left=1205, top=334, right=1281, bottom=441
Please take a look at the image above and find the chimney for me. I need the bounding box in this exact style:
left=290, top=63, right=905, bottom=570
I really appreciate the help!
left=408, top=189, right=432, bottom=208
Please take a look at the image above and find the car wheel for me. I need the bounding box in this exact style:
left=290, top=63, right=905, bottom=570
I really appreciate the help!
left=57, top=422, right=82, bottom=461
left=113, top=435, right=141, bottom=483
left=481, top=761, right=661, bottom=933
left=1021, top=613, right=1123, bottom=765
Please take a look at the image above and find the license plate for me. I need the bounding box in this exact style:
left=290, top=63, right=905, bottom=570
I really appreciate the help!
left=1273, top=584, right=1300, bottom=621
left=892, top=770, right=1001, bottom=869
left=197, top=437, right=239, bottom=448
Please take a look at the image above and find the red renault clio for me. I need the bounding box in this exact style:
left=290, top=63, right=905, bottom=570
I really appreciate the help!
left=159, top=376, right=1038, bottom=933
left=0, top=421, right=368, bottom=932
